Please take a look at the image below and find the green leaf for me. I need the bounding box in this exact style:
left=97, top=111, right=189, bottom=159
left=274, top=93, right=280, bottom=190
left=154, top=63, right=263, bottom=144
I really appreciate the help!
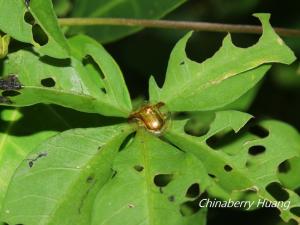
left=70, top=0, right=187, bottom=43
left=1, top=123, right=133, bottom=225
left=0, top=0, right=69, bottom=58
left=149, top=14, right=296, bottom=112
left=164, top=110, right=300, bottom=222
left=0, top=34, right=10, bottom=59
left=0, top=106, right=57, bottom=212
left=1, top=35, right=132, bottom=117
left=92, top=130, right=208, bottom=225
left=0, top=104, right=123, bottom=213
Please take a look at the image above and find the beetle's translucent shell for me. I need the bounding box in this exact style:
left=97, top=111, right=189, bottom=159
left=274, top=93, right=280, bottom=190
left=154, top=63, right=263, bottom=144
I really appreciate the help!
left=128, top=102, right=170, bottom=135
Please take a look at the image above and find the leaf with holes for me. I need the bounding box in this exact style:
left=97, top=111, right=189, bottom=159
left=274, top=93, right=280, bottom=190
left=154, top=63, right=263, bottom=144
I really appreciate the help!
left=70, top=0, right=187, bottom=43
left=0, top=0, right=69, bottom=58
left=164, top=110, right=300, bottom=223
left=149, top=14, right=296, bottom=112
left=92, top=130, right=209, bottom=225
left=0, top=35, right=132, bottom=117
left=0, top=104, right=121, bottom=213
left=1, top=123, right=133, bottom=225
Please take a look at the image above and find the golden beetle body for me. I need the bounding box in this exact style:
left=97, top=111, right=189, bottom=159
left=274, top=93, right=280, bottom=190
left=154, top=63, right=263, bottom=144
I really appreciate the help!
left=129, top=102, right=169, bottom=134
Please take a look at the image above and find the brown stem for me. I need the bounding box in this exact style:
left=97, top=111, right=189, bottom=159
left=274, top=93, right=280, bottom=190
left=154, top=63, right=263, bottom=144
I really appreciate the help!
left=58, top=18, right=300, bottom=37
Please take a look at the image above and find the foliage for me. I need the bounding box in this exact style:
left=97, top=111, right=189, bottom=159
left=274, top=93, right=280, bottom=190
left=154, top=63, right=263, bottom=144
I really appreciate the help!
left=0, top=1, right=299, bottom=225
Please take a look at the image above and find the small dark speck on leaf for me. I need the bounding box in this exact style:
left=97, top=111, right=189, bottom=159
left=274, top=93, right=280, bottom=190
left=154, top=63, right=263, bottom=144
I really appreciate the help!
left=159, top=187, right=163, bottom=194
left=168, top=195, right=175, bottom=202
left=134, top=165, right=144, bottom=172
left=128, top=203, right=135, bottom=208
left=86, top=175, right=94, bottom=183
left=27, top=152, right=48, bottom=168
left=111, top=170, right=117, bottom=178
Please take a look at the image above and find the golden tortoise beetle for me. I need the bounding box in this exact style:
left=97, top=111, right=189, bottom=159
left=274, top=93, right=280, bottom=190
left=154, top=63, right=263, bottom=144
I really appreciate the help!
left=128, top=102, right=170, bottom=135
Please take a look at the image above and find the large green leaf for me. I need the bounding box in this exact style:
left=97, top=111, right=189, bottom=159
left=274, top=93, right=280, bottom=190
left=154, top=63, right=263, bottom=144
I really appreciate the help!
left=1, top=123, right=133, bottom=225
left=0, top=106, right=57, bottom=212
left=149, top=14, right=296, bottom=112
left=164, top=110, right=300, bottom=222
left=0, top=104, right=122, bottom=213
left=92, top=130, right=208, bottom=225
left=0, top=0, right=69, bottom=58
left=70, top=0, right=186, bottom=43
left=1, top=35, right=132, bottom=117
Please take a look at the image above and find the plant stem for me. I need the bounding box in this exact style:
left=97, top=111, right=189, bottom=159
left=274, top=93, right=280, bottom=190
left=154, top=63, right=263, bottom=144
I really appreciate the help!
left=58, top=18, right=300, bottom=37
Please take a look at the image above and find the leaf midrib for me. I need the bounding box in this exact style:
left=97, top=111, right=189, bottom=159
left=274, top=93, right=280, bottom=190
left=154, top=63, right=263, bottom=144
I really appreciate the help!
left=42, top=125, right=133, bottom=225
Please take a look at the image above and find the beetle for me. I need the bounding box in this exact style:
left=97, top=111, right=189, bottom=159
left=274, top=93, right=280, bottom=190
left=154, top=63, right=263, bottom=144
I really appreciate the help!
left=128, top=102, right=170, bottom=135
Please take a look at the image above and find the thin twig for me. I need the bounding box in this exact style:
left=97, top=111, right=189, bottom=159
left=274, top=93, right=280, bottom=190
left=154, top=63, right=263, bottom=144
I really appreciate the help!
left=58, top=18, right=300, bottom=37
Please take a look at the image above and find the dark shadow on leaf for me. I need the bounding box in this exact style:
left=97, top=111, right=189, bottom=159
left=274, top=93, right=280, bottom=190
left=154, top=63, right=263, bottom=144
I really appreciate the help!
left=0, top=104, right=124, bottom=136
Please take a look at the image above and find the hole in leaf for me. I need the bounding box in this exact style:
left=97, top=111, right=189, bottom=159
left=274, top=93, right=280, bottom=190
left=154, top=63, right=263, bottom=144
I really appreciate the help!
left=168, top=195, right=175, bottom=202
left=248, top=145, right=266, bottom=156
left=208, top=173, right=216, bottom=178
left=266, top=182, right=289, bottom=201
left=185, top=32, right=224, bottom=63
left=32, top=24, right=48, bottom=46
left=100, top=87, right=107, bottom=94
left=153, top=174, right=174, bottom=187
left=206, top=130, right=238, bottom=149
left=290, top=207, right=300, bottom=217
left=249, top=125, right=269, bottom=138
left=2, top=90, right=21, bottom=97
left=118, top=132, right=136, bottom=152
left=134, top=165, right=144, bottom=172
left=180, top=61, right=185, bottom=65
left=41, top=78, right=56, bottom=87
left=24, top=11, right=35, bottom=25
left=82, top=55, right=105, bottom=79
left=278, top=160, right=291, bottom=173
left=224, top=165, right=233, bottom=172
left=180, top=196, right=202, bottom=216
left=231, top=33, right=260, bottom=48
left=295, top=187, right=300, bottom=196
left=288, top=219, right=298, bottom=225
left=186, top=183, right=200, bottom=198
